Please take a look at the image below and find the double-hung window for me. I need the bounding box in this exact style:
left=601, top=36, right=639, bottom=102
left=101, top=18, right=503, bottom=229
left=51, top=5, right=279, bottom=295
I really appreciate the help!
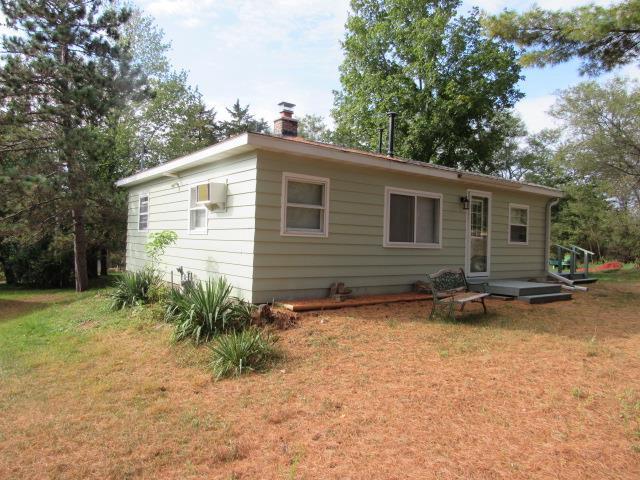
left=508, top=204, right=529, bottom=244
left=281, top=173, right=329, bottom=236
left=384, top=187, right=442, bottom=248
left=138, top=193, right=149, bottom=231
left=189, top=184, right=208, bottom=234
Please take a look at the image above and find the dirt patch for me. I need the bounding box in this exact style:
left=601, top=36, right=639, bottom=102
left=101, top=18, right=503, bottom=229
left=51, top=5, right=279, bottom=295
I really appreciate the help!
left=0, top=293, right=72, bottom=322
left=1, top=281, right=639, bottom=479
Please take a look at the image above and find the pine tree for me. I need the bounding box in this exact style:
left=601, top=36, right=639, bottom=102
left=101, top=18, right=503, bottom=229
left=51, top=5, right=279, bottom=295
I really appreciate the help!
left=484, top=0, right=640, bottom=75
left=219, top=99, right=269, bottom=138
left=0, top=0, right=142, bottom=291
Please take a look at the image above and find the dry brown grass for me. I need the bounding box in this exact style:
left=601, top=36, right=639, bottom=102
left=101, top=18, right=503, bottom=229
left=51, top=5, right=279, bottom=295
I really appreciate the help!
left=1, top=278, right=639, bottom=479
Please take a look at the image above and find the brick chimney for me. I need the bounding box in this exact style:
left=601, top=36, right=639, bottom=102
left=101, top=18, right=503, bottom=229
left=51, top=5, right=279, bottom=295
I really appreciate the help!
left=273, top=101, right=298, bottom=137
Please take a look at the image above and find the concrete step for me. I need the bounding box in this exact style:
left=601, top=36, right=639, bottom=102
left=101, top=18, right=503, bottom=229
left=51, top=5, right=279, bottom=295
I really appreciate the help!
left=519, top=292, right=573, bottom=304
left=476, top=280, right=562, bottom=297
left=572, top=277, right=598, bottom=285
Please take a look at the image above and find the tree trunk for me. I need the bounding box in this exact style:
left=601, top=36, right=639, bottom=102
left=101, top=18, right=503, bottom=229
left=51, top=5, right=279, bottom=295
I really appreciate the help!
left=72, top=205, right=89, bottom=292
left=100, top=248, right=108, bottom=276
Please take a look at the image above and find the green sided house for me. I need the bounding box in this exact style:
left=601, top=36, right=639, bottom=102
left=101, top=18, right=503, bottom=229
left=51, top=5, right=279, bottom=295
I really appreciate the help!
left=116, top=105, right=564, bottom=304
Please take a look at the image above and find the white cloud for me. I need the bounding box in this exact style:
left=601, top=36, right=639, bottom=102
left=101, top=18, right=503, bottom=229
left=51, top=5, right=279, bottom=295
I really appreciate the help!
left=618, top=64, right=640, bottom=81
left=139, top=0, right=349, bottom=121
left=514, top=95, right=558, bottom=133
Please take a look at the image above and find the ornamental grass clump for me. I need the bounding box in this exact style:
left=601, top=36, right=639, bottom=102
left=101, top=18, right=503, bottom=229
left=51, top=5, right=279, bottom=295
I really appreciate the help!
left=109, top=269, right=163, bottom=310
left=210, top=327, right=280, bottom=380
left=165, top=277, right=254, bottom=344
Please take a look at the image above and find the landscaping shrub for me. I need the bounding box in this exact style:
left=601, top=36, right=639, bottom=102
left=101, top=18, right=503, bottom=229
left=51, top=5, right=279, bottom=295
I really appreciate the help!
left=210, top=327, right=280, bottom=379
left=109, top=269, right=163, bottom=310
left=165, top=277, right=254, bottom=344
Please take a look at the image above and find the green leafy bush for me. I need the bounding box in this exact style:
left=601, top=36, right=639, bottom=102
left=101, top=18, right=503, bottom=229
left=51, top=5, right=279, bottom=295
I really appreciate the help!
left=210, top=327, right=280, bottom=379
left=109, top=270, right=163, bottom=310
left=165, top=277, right=254, bottom=344
left=145, top=230, right=178, bottom=266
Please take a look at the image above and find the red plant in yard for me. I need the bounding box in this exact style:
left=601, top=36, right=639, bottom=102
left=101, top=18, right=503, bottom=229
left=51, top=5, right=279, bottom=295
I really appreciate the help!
left=597, top=261, right=623, bottom=272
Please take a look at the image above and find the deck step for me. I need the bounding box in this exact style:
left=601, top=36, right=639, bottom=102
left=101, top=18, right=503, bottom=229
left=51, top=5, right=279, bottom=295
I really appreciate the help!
left=560, top=272, right=587, bottom=280
left=474, top=280, right=561, bottom=297
left=558, top=273, right=598, bottom=284
left=519, top=292, right=573, bottom=304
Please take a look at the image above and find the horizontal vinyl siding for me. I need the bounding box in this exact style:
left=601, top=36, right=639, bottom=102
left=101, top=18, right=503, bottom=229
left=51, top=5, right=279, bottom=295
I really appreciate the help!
left=125, top=153, right=257, bottom=301
left=489, top=193, right=547, bottom=279
left=252, top=151, right=550, bottom=303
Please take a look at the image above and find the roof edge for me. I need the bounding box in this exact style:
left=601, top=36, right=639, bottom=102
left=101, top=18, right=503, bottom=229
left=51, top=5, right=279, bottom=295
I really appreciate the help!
left=115, top=131, right=563, bottom=198
left=115, top=133, right=251, bottom=187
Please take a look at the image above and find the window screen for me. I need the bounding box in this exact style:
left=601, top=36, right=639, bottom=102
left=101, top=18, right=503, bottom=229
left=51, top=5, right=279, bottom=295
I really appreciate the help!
left=282, top=174, right=328, bottom=235
left=189, top=185, right=208, bottom=233
left=509, top=205, right=528, bottom=244
left=386, top=190, right=441, bottom=246
left=138, top=194, right=149, bottom=231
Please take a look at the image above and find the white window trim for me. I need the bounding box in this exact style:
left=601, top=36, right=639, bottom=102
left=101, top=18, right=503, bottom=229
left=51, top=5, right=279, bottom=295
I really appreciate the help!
left=280, top=172, right=330, bottom=237
left=383, top=186, right=443, bottom=249
left=508, top=203, right=529, bottom=245
left=188, top=183, right=209, bottom=235
left=464, top=189, right=492, bottom=278
left=137, top=192, right=149, bottom=232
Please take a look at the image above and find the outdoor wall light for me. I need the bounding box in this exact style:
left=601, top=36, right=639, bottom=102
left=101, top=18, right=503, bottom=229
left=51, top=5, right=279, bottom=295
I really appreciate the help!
left=460, top=196, right=470, bottom=210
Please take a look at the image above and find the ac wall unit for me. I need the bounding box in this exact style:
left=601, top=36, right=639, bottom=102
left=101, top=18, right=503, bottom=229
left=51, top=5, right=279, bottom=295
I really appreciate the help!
left=196, top=182, right=227, bottom=212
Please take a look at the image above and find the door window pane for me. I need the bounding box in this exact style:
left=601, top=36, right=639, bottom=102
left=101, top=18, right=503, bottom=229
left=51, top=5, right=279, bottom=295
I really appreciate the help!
left=469, top=196, right=489, bottom=273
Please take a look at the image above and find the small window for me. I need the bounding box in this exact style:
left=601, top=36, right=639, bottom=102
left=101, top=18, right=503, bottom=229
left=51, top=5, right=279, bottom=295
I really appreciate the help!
left=138, top=193, right=149, bottom=231
left=281, top=173, right=329, bottom=236
left=189, top=184, right=208, bottom=234
left=384, top=188, right=442, bottom=248
left=509, top=204, right=529, bottom=244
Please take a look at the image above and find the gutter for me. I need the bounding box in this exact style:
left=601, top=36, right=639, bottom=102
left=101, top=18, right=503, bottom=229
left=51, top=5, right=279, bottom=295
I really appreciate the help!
left=544, top=197, right=561, bottom=275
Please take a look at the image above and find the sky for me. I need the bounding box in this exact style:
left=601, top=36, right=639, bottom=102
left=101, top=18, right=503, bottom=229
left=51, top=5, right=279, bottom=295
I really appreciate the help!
left=134, top=0, right=639, bottom=133
left=2, top=0, right=639, bottom=133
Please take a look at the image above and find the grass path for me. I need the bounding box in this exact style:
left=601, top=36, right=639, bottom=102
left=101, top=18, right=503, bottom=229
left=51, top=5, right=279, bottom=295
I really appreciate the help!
left=1, top=274, right=639, bottom=479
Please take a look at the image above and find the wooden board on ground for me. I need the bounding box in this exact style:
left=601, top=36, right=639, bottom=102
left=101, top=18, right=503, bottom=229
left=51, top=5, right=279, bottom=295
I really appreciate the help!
left=279, top=292, right=433, bottom=312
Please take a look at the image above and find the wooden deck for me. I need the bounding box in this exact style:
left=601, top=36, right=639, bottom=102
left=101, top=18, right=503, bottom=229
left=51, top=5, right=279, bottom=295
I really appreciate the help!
left=280, top=292, right=433, bottom=312
left=281, top=278, right=576, bottom=312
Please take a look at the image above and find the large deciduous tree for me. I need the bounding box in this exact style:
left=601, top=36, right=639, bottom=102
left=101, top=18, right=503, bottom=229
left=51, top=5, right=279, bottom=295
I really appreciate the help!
left=490, top=114, right=567, bottom=187
left=332, top=0, right=523, bottom=172
left=484, top=0, right=640, bottom=75
left=0, top=0, right=141, bottom=291
left=551, top=77, right=640, bottom=208
left=115, top=7, right=219, bottom=171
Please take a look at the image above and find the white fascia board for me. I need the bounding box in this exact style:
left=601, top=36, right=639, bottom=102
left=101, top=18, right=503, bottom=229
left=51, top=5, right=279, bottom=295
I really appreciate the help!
left=116, top=132, right=563, bottom=198
left=115, top=133, right=252, bottom=187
